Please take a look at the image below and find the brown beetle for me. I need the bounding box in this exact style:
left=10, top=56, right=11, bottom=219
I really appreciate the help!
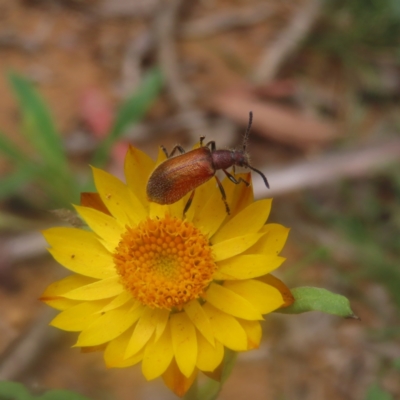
left=146, top=112, right=269, bottom=215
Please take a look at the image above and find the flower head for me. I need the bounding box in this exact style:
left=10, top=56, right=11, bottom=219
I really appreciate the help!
left=41, top=145, right=293, bottom=396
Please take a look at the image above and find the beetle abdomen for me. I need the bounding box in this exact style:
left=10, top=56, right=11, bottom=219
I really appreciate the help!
left=147, top=148, right=215, bottom=204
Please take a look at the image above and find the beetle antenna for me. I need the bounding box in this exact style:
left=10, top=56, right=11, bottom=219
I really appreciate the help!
left=248, top=165, right=270, bottom=189
left=243, top=111, right=253, bottom=151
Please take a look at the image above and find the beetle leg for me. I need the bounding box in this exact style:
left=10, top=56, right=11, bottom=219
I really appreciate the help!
left=162, top=145, right=186, bottom=158
left=183, top=190, right=196, bottom=217
left=223, top=169, right=250, bottom=187
left=205, top=141, right=216, bottom=151
left=248, top=165, right=270, bottom=188
left=214, top=176, right=230, bottom=215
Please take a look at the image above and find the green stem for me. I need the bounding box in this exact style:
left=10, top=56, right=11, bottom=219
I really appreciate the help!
left=198, top=350, right=238, bottom=400
left=183, top=377, right=198, bottom=400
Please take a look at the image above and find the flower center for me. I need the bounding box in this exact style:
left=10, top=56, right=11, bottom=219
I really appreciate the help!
left=113, top=214, right=216, bottom=309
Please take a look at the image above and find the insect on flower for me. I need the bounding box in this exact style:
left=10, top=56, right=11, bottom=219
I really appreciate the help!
left=146, top=111, right=270, bottom=214
left=41, top=141, right=293, bottom=397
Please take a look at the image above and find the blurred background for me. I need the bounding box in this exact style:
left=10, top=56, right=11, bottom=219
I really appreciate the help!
left=0, top=0, right=400, bottom=399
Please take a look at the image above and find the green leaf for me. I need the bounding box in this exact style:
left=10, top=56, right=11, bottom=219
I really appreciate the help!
left=0, top=382, right=92, bottom=400
left=38, top=389, right=92, bottom=400
left=0, top=167, right=36, bottom=200
left=276, top=287, right=358, bottom=318
left=8, top=72, right=66, bottom=170
left=0, top=131, right=34, bottom=167
left=0, top=382, right=32, bottom=400
left=91, top=67, right=163, bottom=166
left=365, top=383, right=394, bottom=400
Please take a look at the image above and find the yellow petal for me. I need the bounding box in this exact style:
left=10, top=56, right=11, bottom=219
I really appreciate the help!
left=41, top=297, right=78, bottom=311
left=155, top=308, right=170, bottom=341
left=214, top=254, right=285, bottom=280
left=196, top=172, right=253, bottom=237
left=104, top=327, right=144, bottom=368
left=125, top=307, right=158, bottom=359
left=124, top=145, right=155, bottom=208
left=62, top=276, right=124, bottom=300
left=91, top=166, right=146, bottom=226
left=203, top=303, right=247, bottom=351
left=41, top=274, right=95, bottom=294
left=40, top=274, right=95, bottom=309
left=74, top=205, right=125, bottom=250
left=212, top=233, right=265, bottom=262
left=75, top=300, right=142, bottom=346
left=222, top=172, right=254, bottom=218
left=184, top=178, right=218, bottom=223
left=246, top=223, right=290, bottom=256
left=259, top=274, right=294, bottom=308
left=148, top=202, right=168, bottom=219
left=142, top=323, right=174, bottom=380
left=170, top=312, right=197, bottom=378
left=211, top=199, right=272, bottom=244
left=97, top=291, right=134, bottom=314
left=224, top=280, right=284, bottom=314
left=191, top=180, right=227, bottom=237
left=209, top=270, right=236, bottom=281
left=237, top=319, right=262, bottom=350
left=162, top=358, right=197, bottom=397
left=205, top=283, right=263, bottom=320
left=167, top=196, right=187, bottom=219
left=183, top=300, right=214, bottom=345
left=43, top=228, right=115, bottom=279
left=50, top=300, right=108, bottom=331
left=196, top=332, right=224, bottom=372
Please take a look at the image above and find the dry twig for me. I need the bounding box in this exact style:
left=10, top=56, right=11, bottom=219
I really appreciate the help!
left=0, top=307, right=59, bottom=380
left=153, top=0, right=194, bottom=108
left=120, top=31, right=154, bottom=97
left=153, top=0, right=210, bottom=140
left=252, top=139, right=400, bottom=197
left=253, top=0, right=323, bottom=83
left=99, top=0, right=161, bottom=18
left=211, top=92, right=337, bottom=149
left=180, top=4, right=275, bottom=39
left=0, top=232, right=48, bottom=269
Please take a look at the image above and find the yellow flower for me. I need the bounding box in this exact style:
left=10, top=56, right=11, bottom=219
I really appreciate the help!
left=41, top=145, right=293, bottom=396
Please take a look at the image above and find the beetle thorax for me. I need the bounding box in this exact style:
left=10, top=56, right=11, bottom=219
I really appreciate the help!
left=211, top=149, right=249, bottom=170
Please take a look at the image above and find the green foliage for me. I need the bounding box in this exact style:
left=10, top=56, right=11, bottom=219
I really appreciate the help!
left=0, top=382, right=91, bottom=400
left=311, top=0, right=400, bottom=58
left=304, top=170, right=400, bottom=309
left=0, top=69, right=163, bottom=209
left=276, top=287, right=357, bottom=318
left=284, top=247, right=329, bottom=280
left=0, top=74, right=78, bottom=206
left=8, top=72, right=67, bottom=170
left=91, top=68, right=163, bottom=166
left=0, top=167, right=37, bottom=199
left=365, top=383, right=394, bottom=400
left=394, top=357, right=400, bottom=370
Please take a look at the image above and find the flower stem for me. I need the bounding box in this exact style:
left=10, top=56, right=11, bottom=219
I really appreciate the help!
left=183, top=377, right=198, bottom=400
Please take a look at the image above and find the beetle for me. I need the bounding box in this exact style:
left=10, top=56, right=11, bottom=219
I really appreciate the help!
left=146, top=111, right=269, bottom=215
